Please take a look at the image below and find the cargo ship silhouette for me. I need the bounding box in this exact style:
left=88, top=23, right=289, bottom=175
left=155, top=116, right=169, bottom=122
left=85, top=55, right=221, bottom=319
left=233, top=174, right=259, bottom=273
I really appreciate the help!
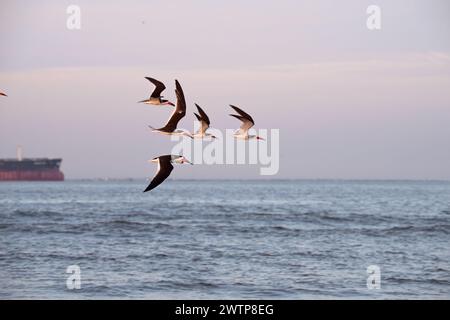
left=0, top=146, right=64, bottom=181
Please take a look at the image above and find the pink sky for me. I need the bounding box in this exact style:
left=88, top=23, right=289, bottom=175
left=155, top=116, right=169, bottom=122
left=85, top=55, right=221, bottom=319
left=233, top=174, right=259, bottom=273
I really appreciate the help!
left=1, top=0, right=450, bottom=179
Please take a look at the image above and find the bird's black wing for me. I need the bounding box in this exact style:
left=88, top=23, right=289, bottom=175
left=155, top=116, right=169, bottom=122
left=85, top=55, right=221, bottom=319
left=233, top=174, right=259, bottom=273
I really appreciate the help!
left=145, top=77, right=166, bottom=98
left=174, top=80, right=186, bottom=115
left=195, top=104, right=210, bottom=126
left=230, top=114, right=247, bottom=123
left=144, top=155, right=173, bottom=192
left=229, top=114, right=255, bottom=133
left=229, top=105, right=255, bottom=125
left=157, top=80, right=186, bottom=132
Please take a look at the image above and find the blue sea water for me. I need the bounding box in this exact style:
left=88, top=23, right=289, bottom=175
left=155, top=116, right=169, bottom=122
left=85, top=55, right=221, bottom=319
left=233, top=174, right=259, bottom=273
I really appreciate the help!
left=0, top=180, right=449, bottom=299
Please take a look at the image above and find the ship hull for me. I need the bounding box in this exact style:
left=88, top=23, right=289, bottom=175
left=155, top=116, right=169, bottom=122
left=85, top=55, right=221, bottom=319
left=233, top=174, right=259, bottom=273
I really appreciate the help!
left=0, top=169, right=64, bottom=181
left=0, top=158, right=64, bottom=181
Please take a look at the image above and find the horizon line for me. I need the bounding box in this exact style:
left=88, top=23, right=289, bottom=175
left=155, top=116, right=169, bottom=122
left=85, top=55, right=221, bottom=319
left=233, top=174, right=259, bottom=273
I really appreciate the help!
left=60, top=178, right=450, bottom=182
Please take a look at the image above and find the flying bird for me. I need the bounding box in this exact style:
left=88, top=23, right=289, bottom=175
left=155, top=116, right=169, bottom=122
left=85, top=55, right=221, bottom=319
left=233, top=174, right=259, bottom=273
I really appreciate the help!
left=144, top=154, right=192, bottom=192
left=192, top=104, right=217, bottom=139
left=0, top=91, right=7, bottom=97
left=149, top=80, right=192, bottom=138
left=138, top=77, right=175, bottom=106
left=229, top=105, right=264, bottom=140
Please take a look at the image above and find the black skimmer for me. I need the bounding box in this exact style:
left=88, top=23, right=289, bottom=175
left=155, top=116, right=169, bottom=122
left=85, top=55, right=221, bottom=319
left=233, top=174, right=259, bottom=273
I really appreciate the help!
left=192, top=104, right=217, bottom=139
left=229, top=105, right=265, bottom=140
left=0, top=91, right=7, bottom=97
left=144, top=154, right=192, bottom=192
left=138, top=77, right=175, bottom=106
left=149, top=80, right=192, bottom=138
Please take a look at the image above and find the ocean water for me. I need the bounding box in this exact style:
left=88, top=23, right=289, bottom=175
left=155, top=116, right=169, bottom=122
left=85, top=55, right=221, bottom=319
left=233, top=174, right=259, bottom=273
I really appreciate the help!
left=0, top=180, right=449, bottom=299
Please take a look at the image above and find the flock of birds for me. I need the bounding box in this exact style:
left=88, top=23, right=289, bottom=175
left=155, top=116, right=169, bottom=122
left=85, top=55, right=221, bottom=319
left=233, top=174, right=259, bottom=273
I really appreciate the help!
left=0, top=78, right=265, bottom=192
left=139, top=77, right=264, bottom=192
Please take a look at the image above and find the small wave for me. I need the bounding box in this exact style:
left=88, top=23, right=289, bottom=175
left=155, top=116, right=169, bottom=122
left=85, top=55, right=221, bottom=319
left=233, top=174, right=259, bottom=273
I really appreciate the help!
left=105, top=219, right=174, bottom=227
left=247, top=211, right=278, bottom=217
left=291, top=251, right=330, bottom=259
left=39, top=252, right=100, bottom=261
left=271, top=225, right=295, bottom=231
left=126, top=252, right=170, bottom=259
left=0, top=223, right=81, bottom=234
left=256, top=251, right=281, bottom=257
left=313, top=211, right=352, bottom=222
left=385, top=277, right=450, bottom=286
left=382, top=224, right=450, bottom=235
left=101, top=219, right=183, bottom=232
left=107, top=219, right=149, bottom=226
left=0, top=223, right=12, bottom=230
left=156, top=279, right=220, bottom=290
left=12, top=209, right=63, bottom=217
left=284, top=209, right=394, bottom=225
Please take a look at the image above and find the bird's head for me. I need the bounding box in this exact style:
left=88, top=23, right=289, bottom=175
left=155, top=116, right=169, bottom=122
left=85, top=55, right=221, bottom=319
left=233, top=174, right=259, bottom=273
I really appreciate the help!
left=173, top=155, right=193, bottom=165
left=256, top=136, right=265, bottom=141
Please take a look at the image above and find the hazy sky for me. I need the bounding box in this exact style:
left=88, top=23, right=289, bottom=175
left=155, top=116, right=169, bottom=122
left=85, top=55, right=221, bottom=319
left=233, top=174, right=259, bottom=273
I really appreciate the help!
left=1, top=0, right=449, bottom=179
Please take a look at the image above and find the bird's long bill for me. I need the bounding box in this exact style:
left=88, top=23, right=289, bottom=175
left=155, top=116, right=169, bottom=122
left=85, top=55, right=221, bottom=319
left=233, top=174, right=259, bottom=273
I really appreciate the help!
left=137, top=99, right=148, bottom=103
left=183, top=132, right=194, bottom=139
left=181, top=157, right=193, bottom=165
